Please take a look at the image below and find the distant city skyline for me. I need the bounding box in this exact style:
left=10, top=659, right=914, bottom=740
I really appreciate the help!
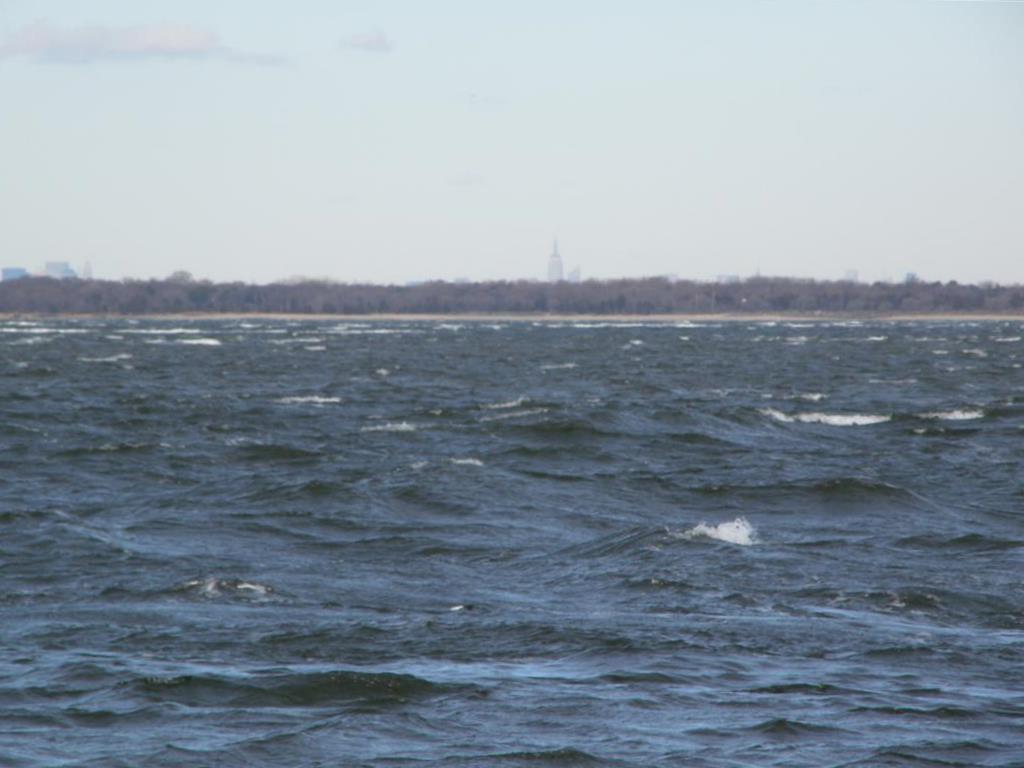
left=2, top=1, right=1022, bottom=285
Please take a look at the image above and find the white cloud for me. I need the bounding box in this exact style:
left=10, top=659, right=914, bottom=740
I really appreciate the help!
left=0, top=22, right=284, bottom=65
left=341, top=29, right=393, bottom=54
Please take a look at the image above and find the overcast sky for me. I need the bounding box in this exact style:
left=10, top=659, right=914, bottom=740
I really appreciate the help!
left=1, top=0, right=1021, bottom=285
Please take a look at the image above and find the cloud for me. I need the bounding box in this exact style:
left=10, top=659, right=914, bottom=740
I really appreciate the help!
left=0, top=22, right=284, bottom=65
left=341, top=29, right=393, bottom=54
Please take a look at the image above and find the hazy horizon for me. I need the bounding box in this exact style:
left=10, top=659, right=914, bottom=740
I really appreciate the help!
left=2, top=1, right=1022, bottom=285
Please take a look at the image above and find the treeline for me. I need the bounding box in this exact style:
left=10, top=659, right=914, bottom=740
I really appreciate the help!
left=1, top=276, right=1023, bottom=315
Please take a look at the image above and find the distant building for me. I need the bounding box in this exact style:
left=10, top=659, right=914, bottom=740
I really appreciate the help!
left=567, top=266, right=581, bottom=283
left=717, top=274, right=741, bottom=284
left=905, top=272, right=919, bottom=284
left=44, top=261, right=77, bottom=279
left=547, top=238, right=564, bottom=282
left=81, top=261, right=93, bottom=280
left=843, top=270, right=859, bottom=283
left=2, top=267, right=29, bottom=281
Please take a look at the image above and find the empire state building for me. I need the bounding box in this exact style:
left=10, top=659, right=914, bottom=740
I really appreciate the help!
left=547, top=239, right=564, bottom=282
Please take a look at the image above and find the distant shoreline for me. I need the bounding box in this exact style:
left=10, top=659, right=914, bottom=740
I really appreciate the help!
left=2, top=312, right=1023, bottom=322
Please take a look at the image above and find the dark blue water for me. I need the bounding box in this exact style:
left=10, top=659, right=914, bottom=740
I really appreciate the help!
left=2, top=318, right=1023, bottom=767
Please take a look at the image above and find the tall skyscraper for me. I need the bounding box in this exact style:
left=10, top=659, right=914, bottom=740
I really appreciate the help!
left=547, top=238, right=564, bottom=282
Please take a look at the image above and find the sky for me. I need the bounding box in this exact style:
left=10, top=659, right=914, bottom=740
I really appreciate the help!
left=1, top=0, right=1022, bottom=285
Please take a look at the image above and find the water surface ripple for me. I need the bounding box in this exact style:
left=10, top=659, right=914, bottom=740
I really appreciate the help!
left=2, top=318, right=1023, bottom=766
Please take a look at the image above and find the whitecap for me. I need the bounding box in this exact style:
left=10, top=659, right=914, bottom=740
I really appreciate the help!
left=479, top=408, right=549, bottom=423
left=484, top=396, right=527, bottom=410
left=122, top=328, right=201, bottom=335
left=994, top=336, right=1021, bottom=343
left=180, top=577, right=273, bottom=598
left=79, top=353, right=132, bottom=363
left=361, top=421, right=417, bottom=432
left=866, top=336, right=887, bottom=342
left=797, top=392, right=827, bottom=402
left=276, top=396, right=341, bottom=405
left=762, top=408, right=890, bottom=426
left=962, top=348, right=988, bottom=357
left=304, top=345, right=326, bottom=351
left=178, top=338, right=222, bottom=346
left=540, top=362, right=577, bottom=370
left=450, top=458, right=484, bottom=466
left=375, top=368, right=390, bottom=377
left=868, top=378, right=918, bottom=385
left=681, top=517, right=756, bottom=546
left=918, top=409, right=984, bottom=421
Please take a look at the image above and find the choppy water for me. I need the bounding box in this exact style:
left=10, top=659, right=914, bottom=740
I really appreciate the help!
left=3, top=317, right=1024, bottom=767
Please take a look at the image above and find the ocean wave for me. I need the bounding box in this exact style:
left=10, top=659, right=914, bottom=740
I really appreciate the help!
left=681, top=517, right=757, bottom=546
left=540, top=362, right=577, bottom=370
left=795, top=392, right=827, bottom=402
left=276, top=396, right=341, bottom=405
left=761, top=408, right=890, bottom=426
left=121, top=328, right=201, bottom=335
left=450, top=458, right=484, bottom=466
left=78, top=353, right=132, bottom=363
left=479, top=408, right=549, bottom=423
left=178, top=338, right=222, bottom=346
left=361, top=421, right=417, bottom=432
left=136, top=668, right=451, bottom=708
left=918, top=409, right=984, bottom=421
left=484, top=396, right=528, bottom=410
left=177, top=577, right=274, bottom=599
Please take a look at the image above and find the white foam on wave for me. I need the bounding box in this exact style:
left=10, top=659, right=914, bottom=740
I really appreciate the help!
left=797, top=392, right=827, bottom=402
left=79, top=353, right=132, bottom=363
left=866, top=336, right=888, bottom=342
left=122, top=328, right=201, bottom=335
left=869, top=377, right=918, bottom=385
left=361, top=421, right=417, bottom=432
left=994, top=336, right=1021, bottom=343
left=276, top=395, right=341, bottom=405
left=8, top=336, right=49, bottom=345
left=682, top=517, right=757, bottom=546
left=484, top=396, right=527, bottom=410
left=328, top=327, right=416, bottom=335
left=962, top=348, right=988, bottom=358
left=761, top=408, right=890, bottom=426
left=181, top=577, right=273, bottom=598
left=450, top=458, right=484, bottom=466
left=919, top=409, right=984, bottom=421
left=178, top=338, right=222, bottom=346
left=540, top=362, right=577, bottom=370
left=304, top=345, right=326, bottom=351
